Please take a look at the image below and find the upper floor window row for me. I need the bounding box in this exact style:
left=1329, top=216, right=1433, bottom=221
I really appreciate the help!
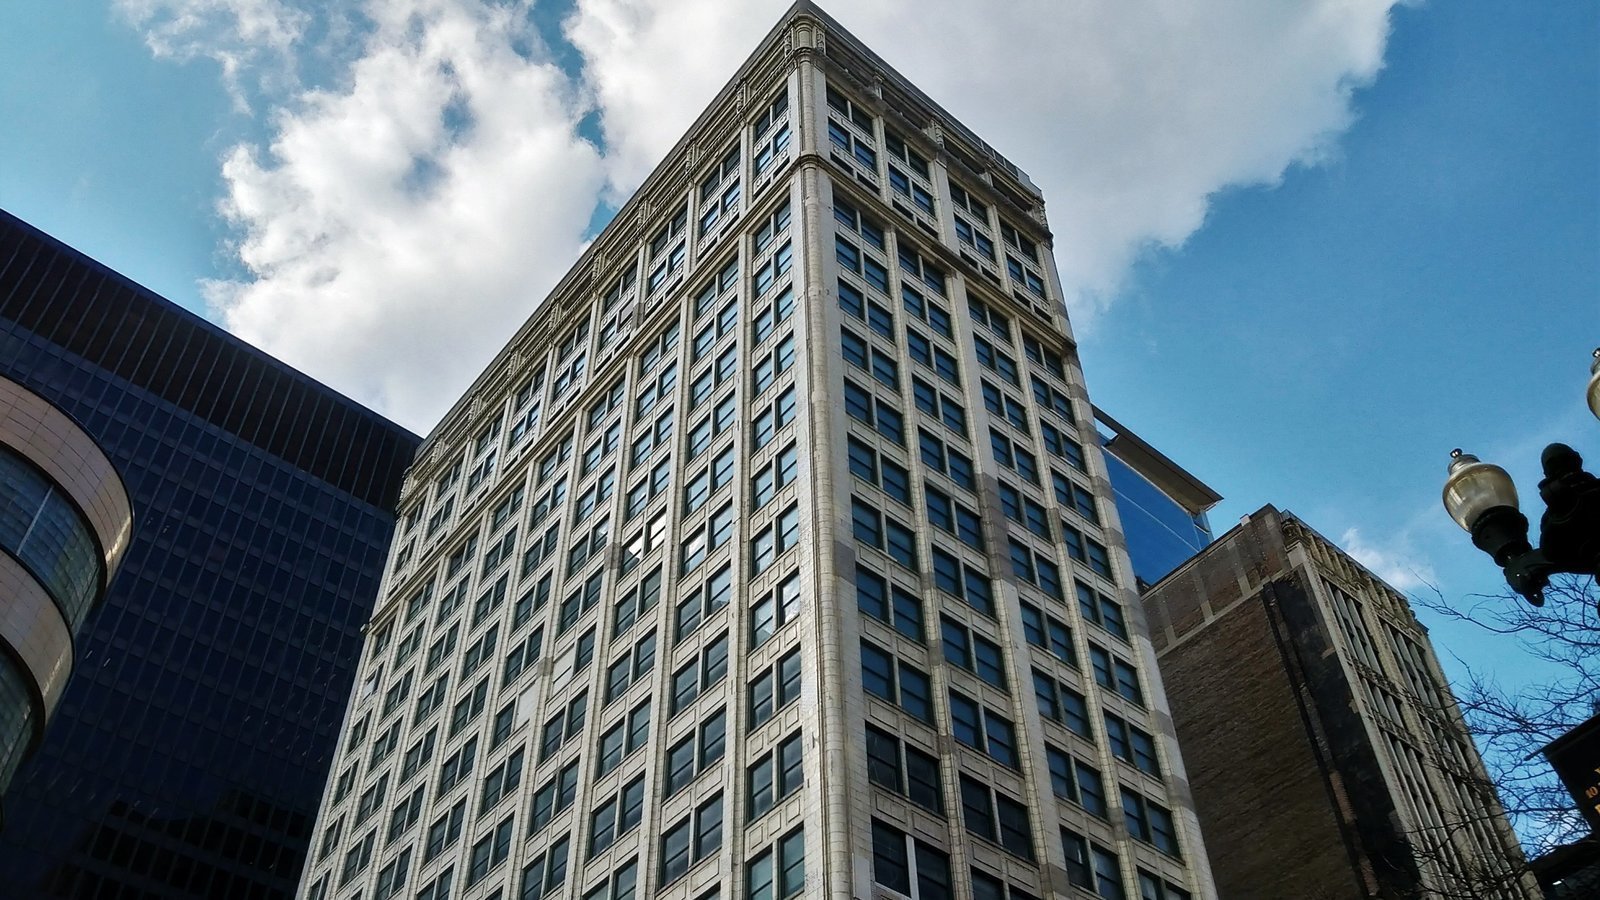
left=826, top=85, right=874, bottom=132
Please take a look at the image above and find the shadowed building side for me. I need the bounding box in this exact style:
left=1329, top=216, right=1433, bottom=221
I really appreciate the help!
left=1143, top=504, right=1540, bottom=899
left=0, top=209, right=421, bottom=900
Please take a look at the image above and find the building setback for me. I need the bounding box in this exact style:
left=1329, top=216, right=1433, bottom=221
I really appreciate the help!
left=0, top=209, right=421, bottom=899
left=306, top=4, right=1217, bottom=900
left=1090, top=409, right=1218, bottom=592
left=1142, top=504, right=1538, bottom=899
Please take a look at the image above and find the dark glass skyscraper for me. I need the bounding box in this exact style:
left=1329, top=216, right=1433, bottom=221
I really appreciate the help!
left=0, top=209, right=421, bottom=899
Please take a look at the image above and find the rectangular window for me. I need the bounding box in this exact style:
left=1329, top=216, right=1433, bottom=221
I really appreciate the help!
left=1040, top=422, right=1086, bottom=471
left=948, top=689, right=1017, bottom=767
left=912, top=377, right=967, bottom=436
left=896, top=243, right=946, bottom=296
left=674, top=563, right=732, bottom=643
left=1053, top=473, right=1101, bottom=526
left=957, top=777, right=1033, bottom=862
left=1046, top=745, right=1108, bottom=818
left=925, top=486, right=983, bottom=549
left=1104, top=711, right=1161, bottom=776
left=747, top=826, right=805, bottom=900
left=478, top=747, right=526, bottom=817
left=1020, top=602, right=1076, bottom=666
left=865, top=725, right=943, bottom=814
left=941, top=618, right=1007, bottom=691
left=843, top=380, right=904, bottom=445
left=665, top=708, right=726, bottom=797
left=902, top=285, right=951, bottom=336
left=1090, top=644, right=1145, bottom=706
left=438, top=736, right=479, bottom=795
left=750, top=649, right=802, bottom=728
left=991, top=430, right=1039, bottom=484
left=528, top=760, right=581, bottom=834
left=1031, top=375, right=1075, bottom=423
left=846, top=436, right=911, bottom=505
left=852, top=498, right=917, bottom=569
left=750, top=502, right=801, bottom=576
left=602, top=631, right=657, bottom=705
left=1123, top=788, right=1181, bottom=858
left=747, top=731, right=804, bottom=819
left=1077, top=581, right=1130, bottom=640
left=974, top=336, right=1020, bottom=386
left=1008, top=538, right=1063, bottom=600
left=414, top=868, right=453, bottom=900
left=1034, top=671, right=1092, bottom=738
left=753, top=90, right=791, bottom=175
left=537, top=693, right=588, bottom=762
left=855, top=565, right=924, bottom=642
left=1138, top=871, right=1192, bottom=900
left=860, top=640, right=933, bottom=724
left=871, top=820, right=951, bottom=899
left=465, top=814, right=514, bottom=886
left=982, top=381, right=1029, bottom=432
left=930, top=547, right=994, bottom=616
left=835, top=198, right=887, bottom=250
left=660, top=793, right=724, bottom=884
left=751, top=572, right=803, bottom=648
left=919, top=429, right=976, bottom=491
left=751, top=385, right=798, bottom=451
left=955, top=215, right=997, bottom=261
left=588, top=775, right=647, bottom=858
left=670, top=632, right=730, bottom=716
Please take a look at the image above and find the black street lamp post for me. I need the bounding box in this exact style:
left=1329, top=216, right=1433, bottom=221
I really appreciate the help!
left=1441, top=349, right=1600, bottom=606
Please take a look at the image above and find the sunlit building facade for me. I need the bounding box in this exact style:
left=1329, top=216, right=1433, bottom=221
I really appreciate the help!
left=305, top=5, right=1218, bottom=900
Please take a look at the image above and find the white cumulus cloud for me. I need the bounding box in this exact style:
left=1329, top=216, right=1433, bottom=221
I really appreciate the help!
left=124, top=0, right=1405, bottom=431
left=1340, top=526, right=1439, bottom=593
left=570, top=0, right=1400, bottom=317
left=200, top=0, right=605, bottom=430
left=115, top=0, right=313, bottom=109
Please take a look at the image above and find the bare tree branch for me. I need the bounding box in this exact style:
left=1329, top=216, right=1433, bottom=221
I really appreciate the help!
left=1415, top=574, right=1599, bottom=855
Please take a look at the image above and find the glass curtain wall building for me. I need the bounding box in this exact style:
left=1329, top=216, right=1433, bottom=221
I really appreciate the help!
left=0, top=209, right=421, bottom=899
left=1092, top=410, right=1219, bottom=591
left=308, top=5, right=1217, bottom=900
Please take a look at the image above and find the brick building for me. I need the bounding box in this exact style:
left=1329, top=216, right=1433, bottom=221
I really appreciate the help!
left=1142, top=505, right=1538, bottom=898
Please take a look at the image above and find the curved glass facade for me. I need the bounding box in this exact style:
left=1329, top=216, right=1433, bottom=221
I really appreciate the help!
left=0, top=445, right=102, bottom=629
left=0, top=658, right=34, bottom=791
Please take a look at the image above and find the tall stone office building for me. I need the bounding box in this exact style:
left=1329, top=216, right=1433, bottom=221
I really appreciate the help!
left=1142, top=505, right=1539, bottom=898
left=0, top=210, right=421, bottom=899
left=306, top=5, right=1217, bottom=900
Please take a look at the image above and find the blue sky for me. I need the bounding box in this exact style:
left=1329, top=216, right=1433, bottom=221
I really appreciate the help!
left=1089, top=0, right=1598, bottom=687
left=0, top=0, right=1595, bottom=786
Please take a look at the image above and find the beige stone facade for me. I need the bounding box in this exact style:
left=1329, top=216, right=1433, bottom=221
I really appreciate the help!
left=303, top=5, right=1217, bottom=900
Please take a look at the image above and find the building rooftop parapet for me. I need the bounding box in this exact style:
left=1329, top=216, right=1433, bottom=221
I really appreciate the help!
left=1093, top=407, right=1222, bottom=515
left=409, top=2, right=1056, bottom=487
